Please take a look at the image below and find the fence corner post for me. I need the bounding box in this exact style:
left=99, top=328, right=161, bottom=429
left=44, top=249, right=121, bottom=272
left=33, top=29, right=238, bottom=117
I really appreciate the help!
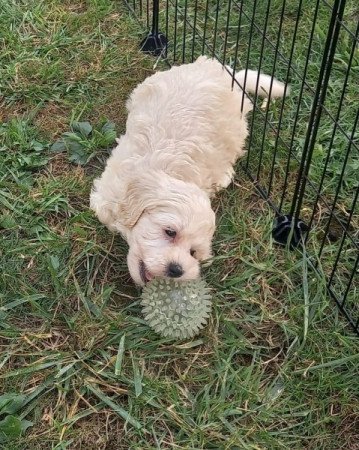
left=140, top=0, right=168, bottom=57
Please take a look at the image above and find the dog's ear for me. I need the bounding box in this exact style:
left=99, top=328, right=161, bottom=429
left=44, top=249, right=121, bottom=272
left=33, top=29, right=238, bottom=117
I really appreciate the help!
left=90, top=178, right=124, bottom=233
left=90, top=177, right=154, bottom=235
left=90, top=170, right=163, bottom=234
left=119, top=176, right=161, bottom=229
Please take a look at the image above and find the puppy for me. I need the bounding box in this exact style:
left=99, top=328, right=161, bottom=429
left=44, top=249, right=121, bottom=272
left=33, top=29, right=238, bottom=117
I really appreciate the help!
left=90, top=56, right=287, bottom=285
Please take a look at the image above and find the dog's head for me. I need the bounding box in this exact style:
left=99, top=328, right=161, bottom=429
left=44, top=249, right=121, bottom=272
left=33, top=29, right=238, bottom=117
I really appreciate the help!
left=91, top=167, right=215, bottom=285
left=125, top=174, right=215, bottom=285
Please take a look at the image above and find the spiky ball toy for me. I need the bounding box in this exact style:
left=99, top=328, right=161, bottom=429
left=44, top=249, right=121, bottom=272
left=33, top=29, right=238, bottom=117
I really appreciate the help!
left=141, top=278, right=212, bottom=339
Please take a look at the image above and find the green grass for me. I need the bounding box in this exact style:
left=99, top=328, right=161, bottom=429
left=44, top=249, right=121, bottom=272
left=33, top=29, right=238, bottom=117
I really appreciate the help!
left=1, top=0, right=358, bottom=448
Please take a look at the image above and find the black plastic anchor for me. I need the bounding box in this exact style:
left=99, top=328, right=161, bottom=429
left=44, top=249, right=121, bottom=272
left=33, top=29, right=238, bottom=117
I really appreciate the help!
left=140, top=32, right=168, bottom=57
left=140, top=0, right=167, bottom=57
left=272, top=214, right=309, bottom=249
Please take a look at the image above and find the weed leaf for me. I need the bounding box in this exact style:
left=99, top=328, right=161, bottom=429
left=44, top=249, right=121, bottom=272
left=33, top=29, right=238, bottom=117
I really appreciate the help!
left=101, top=121, right=116, bottom=145
left=72, top=121, right=92, bottom=137
left=67, top=142, right=88, bottom=165
left=101, top=121, right=116, bottom=134
left=0, top=393, right=27, bottom=415
left=0, top=415, right=33, bottom=442
left=62, top=132, right=83, bottom=142
left=50, top=140, right=67, bottom=153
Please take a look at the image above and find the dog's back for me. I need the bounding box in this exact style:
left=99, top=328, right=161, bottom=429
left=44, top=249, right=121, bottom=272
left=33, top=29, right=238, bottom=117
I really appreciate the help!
left=124, top=56, right=256, bottom=193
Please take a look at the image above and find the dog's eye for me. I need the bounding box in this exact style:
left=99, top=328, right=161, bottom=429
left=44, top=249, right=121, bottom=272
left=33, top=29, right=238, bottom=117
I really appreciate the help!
left=165, top=229, right=176, bottom=238
left=190, top=249, right=196, bottom=257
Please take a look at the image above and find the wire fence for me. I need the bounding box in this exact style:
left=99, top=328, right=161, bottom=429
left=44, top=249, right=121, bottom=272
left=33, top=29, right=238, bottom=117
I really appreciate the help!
left=124, top=0, right=359, bottom=335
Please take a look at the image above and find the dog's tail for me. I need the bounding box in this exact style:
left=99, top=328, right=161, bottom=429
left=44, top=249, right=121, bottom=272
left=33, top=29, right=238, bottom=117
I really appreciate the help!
left=230, top=68, right=289, bottom=98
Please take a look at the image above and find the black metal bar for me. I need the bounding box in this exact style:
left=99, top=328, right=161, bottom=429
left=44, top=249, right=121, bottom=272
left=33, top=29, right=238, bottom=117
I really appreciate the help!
left=328, top=215, right=358, bottom=299
left=212, top=0, right=221, bottom=59
left=322, top=0, right=355, bottom=42
left=139, top=0, right=167, bottom=57
left=341, top=238, right=359, bottom=309
left=305, top=253, right=359, bottom=336
left=191, top=0, right=198, bottom=62
left=318, top=109, right=359, bottom=261
left=201, top=0, right=210, bottom=56
left=241, top=0, right=257, bottom=114
left=146, top=0, right=149, bottom=29
left=151, top=0, right=159, bottom=34
left=244, top=0, right=272, bottom=174
left=330, top=216, right=358, bottom=310
left=267, top=0, right=303, bottom=199
left=277, top=0, right=322, bottom=212
left=165, top=0, right=169, bottom=45
left=307, top=20, right=359, bottom=234
left=326, top=284, right=359, bottom=334
left=305, top=256, right=359, bottom=336
left=256, top=0, right=287, bottom=182
left=182, top=0, right=188, bottom=63
left=173, top=0, right=178, bottom=62
left=291, top=0, right=347, bottom=220
left=230, top=1, right=243, bottom=91
left=278, top=0, right=320, bottom=215
left=222, top=0, right=232, bottom=66
left=239, top=163, right=281, bottom=215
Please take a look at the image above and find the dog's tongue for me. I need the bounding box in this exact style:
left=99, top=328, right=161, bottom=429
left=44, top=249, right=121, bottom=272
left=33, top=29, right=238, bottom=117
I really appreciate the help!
left=145, top=269, right=154, bottom=282
left=140, top=260, right=154, bottom=283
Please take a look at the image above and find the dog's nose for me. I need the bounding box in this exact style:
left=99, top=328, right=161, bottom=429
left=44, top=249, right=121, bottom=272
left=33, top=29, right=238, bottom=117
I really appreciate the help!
left=167, top=263, right=184, bottom=278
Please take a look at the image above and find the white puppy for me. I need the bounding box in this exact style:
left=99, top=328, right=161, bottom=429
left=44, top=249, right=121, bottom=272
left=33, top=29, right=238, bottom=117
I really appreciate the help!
left=90, top=56, right=287, bottom=285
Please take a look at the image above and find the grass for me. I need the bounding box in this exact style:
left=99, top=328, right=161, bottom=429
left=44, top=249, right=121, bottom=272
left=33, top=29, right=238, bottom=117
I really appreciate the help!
left=0, top=0, right=358, bottom=448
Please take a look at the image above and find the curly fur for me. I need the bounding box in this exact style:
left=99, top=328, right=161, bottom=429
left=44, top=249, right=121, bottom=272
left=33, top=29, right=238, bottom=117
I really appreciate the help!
left=90, top=56, right=287, bottom=285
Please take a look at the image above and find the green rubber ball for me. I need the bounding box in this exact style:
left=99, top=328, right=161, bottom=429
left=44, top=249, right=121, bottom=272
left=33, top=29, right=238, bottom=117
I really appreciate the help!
left=141, top=278, right=212, bottom=339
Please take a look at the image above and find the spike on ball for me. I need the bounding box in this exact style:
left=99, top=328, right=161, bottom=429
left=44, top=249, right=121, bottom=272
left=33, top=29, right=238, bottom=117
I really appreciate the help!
left=141, top=279, right=212, bottom=339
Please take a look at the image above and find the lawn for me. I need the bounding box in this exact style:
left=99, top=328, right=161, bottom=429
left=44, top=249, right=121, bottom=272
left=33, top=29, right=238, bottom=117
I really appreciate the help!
left=1, top=0, right=359, bottom=449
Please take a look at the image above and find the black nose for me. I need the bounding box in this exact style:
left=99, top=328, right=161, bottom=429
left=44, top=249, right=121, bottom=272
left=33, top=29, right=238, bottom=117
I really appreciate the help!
left=167, top=262, right=184, bottom=278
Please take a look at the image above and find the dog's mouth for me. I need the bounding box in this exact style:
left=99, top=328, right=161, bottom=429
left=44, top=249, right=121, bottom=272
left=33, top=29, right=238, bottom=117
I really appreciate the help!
left=139, top=260, right=154, bottom=284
